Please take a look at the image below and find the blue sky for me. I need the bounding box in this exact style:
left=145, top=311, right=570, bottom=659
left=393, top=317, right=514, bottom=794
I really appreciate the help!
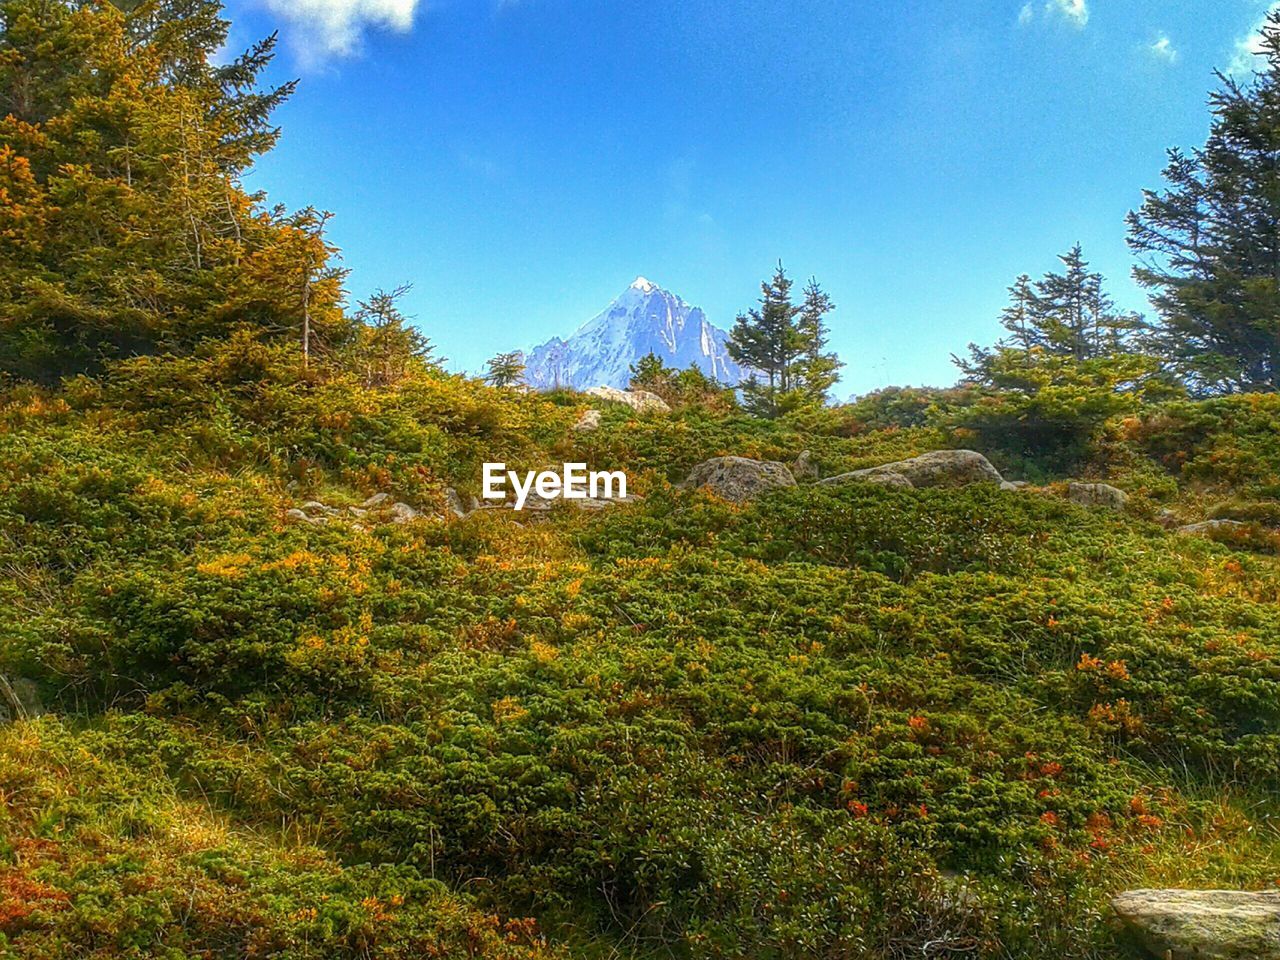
left=223, top=0, right=1277, bottom=396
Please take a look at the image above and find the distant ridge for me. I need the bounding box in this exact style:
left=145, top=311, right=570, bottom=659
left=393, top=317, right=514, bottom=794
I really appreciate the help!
left=521, top=278, right=742, bottom=390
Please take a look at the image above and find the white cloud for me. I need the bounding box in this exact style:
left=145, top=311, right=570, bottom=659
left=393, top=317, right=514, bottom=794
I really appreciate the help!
left=1017, top=3, right=1034, bottom=26
left=261, top=0, right=422, bottom=59
left=1045, top=0, right=1088, bottom=28
left=1230, top=3, right=1280, bottom=76
left=1149, top=34, right=1178, bottom=64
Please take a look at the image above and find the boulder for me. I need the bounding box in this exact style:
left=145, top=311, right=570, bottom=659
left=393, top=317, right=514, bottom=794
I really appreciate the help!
left=300, top=500, right=340, bottom=516
left=1178, top=519, right=1246, bottom=537
left=1068, top=482, right=1128, bottom=511
left=1001, top=480, right=1030, bottom=492
left=584, top=386, right=671, bottom=414
left=682, top=457, right=796, bottom=503
left=573, top=409, right=603, bottom=432
left=445, top=488, right=467, bottom=518
left=791, top=450, right=819, bottom=482
left=864, top=471, right=914, bottom=489
left=389, top=502, right=421, bottom=524
left=361, top=493, right=391, bottom=509
left=821, top=450, right=1002, bottom=490
left=1112, top=889, right=1280, bottom=959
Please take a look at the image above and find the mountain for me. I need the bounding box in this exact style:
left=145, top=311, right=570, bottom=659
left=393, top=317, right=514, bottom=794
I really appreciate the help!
left=521, top=278, right=743, bottom=391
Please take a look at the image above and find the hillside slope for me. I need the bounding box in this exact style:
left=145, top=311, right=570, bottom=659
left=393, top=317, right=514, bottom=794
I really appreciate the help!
left=0, top=357, right=1279, bottom=959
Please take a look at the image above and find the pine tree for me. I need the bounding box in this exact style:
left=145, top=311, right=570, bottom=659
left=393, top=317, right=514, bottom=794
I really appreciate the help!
left=957, top=246, right=1146, bottom=389
left=628, top=351, right=673, bottom=392
left=485, top=351, right=526, bottom=388
left=728, top=263, right=837, bottom=416
left=0, top=0, right=343, bottom=383
left=350, top=284, right=433, bottom=386
left=794, top=278, right=842, bottom=401
left=1127, top=11, right=1280, bottom=394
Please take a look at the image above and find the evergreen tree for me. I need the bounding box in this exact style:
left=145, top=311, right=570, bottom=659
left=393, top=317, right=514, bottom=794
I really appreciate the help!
left=957, top=246, right=1145, bottom=388
left=485, top=351, right=526, bottom=388
left=728, top=263, right=838, bottom=416
left=1127, top=11, right=1280, bottom=394
left=350, top=284, right=433, bottom=386
left=0, top=0, right=343, bottom=383
left=628, top=351, right=673, bottom=391
left=794, top=278, right=842, bottom=401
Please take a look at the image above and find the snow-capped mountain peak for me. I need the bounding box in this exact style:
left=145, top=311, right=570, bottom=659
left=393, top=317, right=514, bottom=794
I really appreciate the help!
left=521, top=279, right=742, bottom=391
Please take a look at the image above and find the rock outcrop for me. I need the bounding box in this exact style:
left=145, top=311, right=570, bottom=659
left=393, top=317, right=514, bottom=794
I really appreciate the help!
left=683, top=457, right=796, bottom=503
left=820, top=450, right=1003, bottom=490
left=573, top=409, right=602, bottom=432
left=287, top=493, right=441, bottom=527
left=1068, top=482, right=1128, bottom=511
left=1113, top=889, right=1280, bottom=959
left=584, top=386, right=671, bottom=414
left=1178, top=519, right=1246, bottom=537
left=791, top=450, right=819, bottom=482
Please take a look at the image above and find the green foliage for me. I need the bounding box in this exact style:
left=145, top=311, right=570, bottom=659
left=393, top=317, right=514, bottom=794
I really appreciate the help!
left=1118, top=393, right=1280, bottom=489
left=957, top=246, right=1149, bottom=385
left=728, top=263, right=842, bottom=417
left=346, top=284, right=436, bottom=386
left=938, top=353, right=1179, bottom=472
left=486, top=351, right=527, bottom=388
left=628, top=352, right=736, bottom=412
left=2, top=362, right=1280, bottom=958
left=0, top=0, right=348, bottom=382
left=1128, top=11, right=1280, bottom=394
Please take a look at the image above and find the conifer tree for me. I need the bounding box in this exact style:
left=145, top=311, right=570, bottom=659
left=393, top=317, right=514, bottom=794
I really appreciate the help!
left=957, top=246, right=1145, bottom=388
left=350, top=284, right=433, bottom=386
left=628, top=351, right=673, bottom=391
left=485, top=352, right=526, bottom=388
left=794, top=278, right=842, bottom=401
left=1127, top=10, right=1280, bottom=394
left=0, top=0, right=343, bottom=382
left=728, top=263, right=839, bottom=416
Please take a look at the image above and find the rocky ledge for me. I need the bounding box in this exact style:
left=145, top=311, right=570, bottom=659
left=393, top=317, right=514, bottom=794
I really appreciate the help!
left=1113, top=889, right=1280, bottom=959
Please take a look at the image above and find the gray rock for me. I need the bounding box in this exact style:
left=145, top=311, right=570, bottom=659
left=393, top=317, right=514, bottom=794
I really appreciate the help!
left=1068, top=482, right=1129, bottom=511
left=820, top=469, right=913, bottom=489
left=791, top=450, right=819, bottom=482
left=573, top=409, right=603, bottom=433
left=1001, top=480, right=1030, bottom=492
left=361, top=493, right=391, bottom=509
left=445, top=488, right=467, bottom=518
left=389, top=502, right=421, bottom=524
left=286, top=508, right=323, bottom=526
left=864, top=471, right=914, bottom=489
left=300, top=500, right=340, bottom=516
left=682, top=456, right=797, bottom=503
left=1178, top=519, right=1246, bottom=537
left=584, top=386, right=671, bottom=414
left=1113, top=889, right=1280, bottom=959
left=821, top=450, right=1001, bottom=490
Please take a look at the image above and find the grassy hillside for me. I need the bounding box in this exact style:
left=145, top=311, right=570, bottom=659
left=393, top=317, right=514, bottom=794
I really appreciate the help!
left=1, top=348, right=1279, bottom=958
